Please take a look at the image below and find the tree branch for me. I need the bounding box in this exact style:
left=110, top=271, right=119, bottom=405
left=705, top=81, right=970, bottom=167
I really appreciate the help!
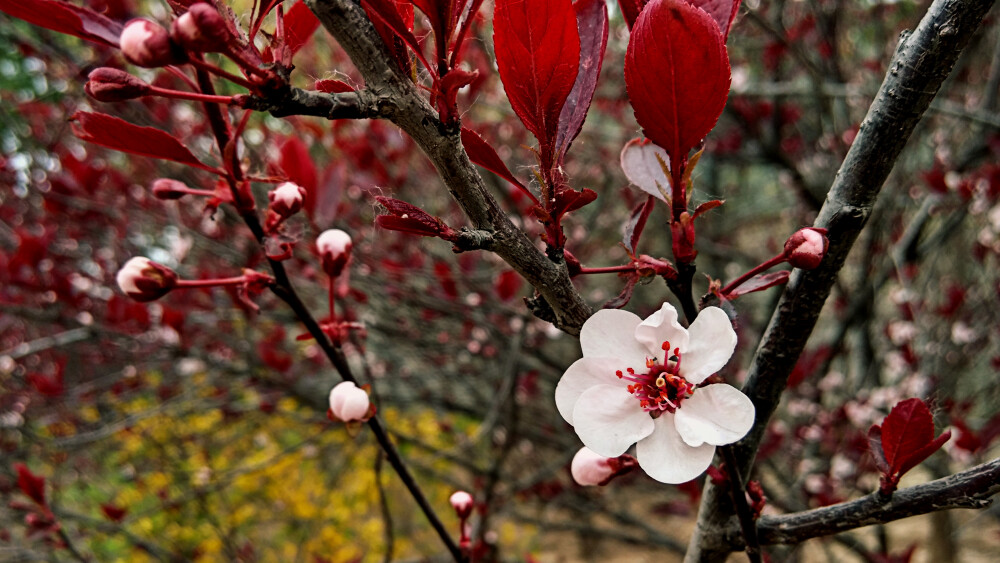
left=303, top=0, right=592, bottom=335
left=705, top=457, right=1000, bottom=550
left=240, top=87, right=393, bottom=119
left=685, top=0, right=997, bottom=560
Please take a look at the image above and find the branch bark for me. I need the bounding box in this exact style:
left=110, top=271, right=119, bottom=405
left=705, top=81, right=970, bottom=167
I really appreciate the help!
left=302, top=0, right=592, bottom=335
left=685, top=0, right=997, bottom=560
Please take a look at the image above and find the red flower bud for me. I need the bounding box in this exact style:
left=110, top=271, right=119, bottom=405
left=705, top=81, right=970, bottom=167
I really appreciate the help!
left=120, top=19, right=186, bottom=67
left=449, top=491, right=474, bottom=519
left=116, top=257, right=178, bottom=302
left=268, top=182, right=306, bottom=218
left=151, top=178, right=190, bottom=200
left=784, top=227, right=829, bottom=269
left=170, top=3, right=232, bottom=53
left=84, top=67, right=151, bottom=102
left=317, top=229, right=353, bottom=278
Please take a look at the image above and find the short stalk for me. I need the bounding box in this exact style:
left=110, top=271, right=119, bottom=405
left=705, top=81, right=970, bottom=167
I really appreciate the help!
left=577, top=264, right=637, bottom=275
left=175, top=276, right=248, bottom=289
left=149, top=85, right=238, bottom=105
left=188, top=57, right=257, bottom=90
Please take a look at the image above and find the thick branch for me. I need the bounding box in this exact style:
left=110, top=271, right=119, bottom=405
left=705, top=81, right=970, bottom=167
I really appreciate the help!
left=241, top=87, right=392, bottom=119
left=707, top=458, right=1000, bottom=549
left=686, top=0, right=996, bottom=560
left=303, top=0, right=592, bottom=334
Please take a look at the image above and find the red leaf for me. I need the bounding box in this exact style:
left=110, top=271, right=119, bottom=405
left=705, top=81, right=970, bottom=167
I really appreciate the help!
left=70, top=112, right=217, bottom=173
left=624, top=0, right=730, bottom=163
left=278, top=137, right=318, bottom=195
left=460, top=127, right=535, bottom=203
left=623, top=196, right=656, bottom=255
left=315, top=79, right=355, bottom=93
left=604, top=273, right=640, bottom=309
left=100, top=503, right=128, bottom=523
left=361, top=0, right=420, bottom=72
left=867, top=424, right=891, bottom=474
left=14, top=463, right=46, bottom=507
left=494, top=270, right=522, bottom=301
left=493, top=0, right=580, bottom=169
left=284, top=0, right=321, bottom=54
left=617, top=0, right=649, bottom=29
left=375, top=196, right=454, bottom=239
left=896, top=430, right=951, bottom=478
left=554, top=0, right=609, bottom=163
left=726, top=270, right=790, bottom=298
left=881, top=398, right=935, bottom=473
left=0, top=0, right=123, bottom=47
left=686, top=0, right=742, bottom=39
left=414, top=0, right=459, bottom=55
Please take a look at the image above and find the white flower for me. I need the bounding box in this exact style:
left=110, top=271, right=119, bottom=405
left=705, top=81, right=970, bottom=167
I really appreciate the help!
left=328, top=381, right=370, bottom=422
left=555, top=303, right=754, bottom=484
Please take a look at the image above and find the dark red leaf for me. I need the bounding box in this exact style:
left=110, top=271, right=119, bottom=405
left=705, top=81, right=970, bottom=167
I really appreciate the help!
left=686, top=0, right=742, bottom=39
left=375, top=196, right=454, bottom=239
left=881, top=398, right=935, bottom=472
left=277, top=137, right=318, bottom=195
left=693, top=199, right=724, bottom=219
left=361, top=0, right=420, bottom=72
left=413, top=0, right=458, bottom=56
left=604, top=273, right=640, bottom=309
left=624, top=0, right=730, bottom=163
left=14, top=463, right=46, bottom=507
left=867, top=425, right=890, bottom=474
left=0, top=0, right=123, bottom=47
left=284, top=0, right=321, bottom=54
left=726, top=270, right=789, bottom=298
left=494, top=270, right=522, bottom=301
left=70, top=112, right=217, bottom=172
left=554, top=0, right=609, bottom=163
left=314, top=79, right=355, bottom=93
left=460, top=127, right=535, bottom=203
left=623, top=196, right=656, bottom=255
left=100, top=503, right=128, bottom=523
left=493, top=0, right=580, bottom=169
left=617, top=0, right=649, bottom=29
left=896, top=430, right=951, bottom=478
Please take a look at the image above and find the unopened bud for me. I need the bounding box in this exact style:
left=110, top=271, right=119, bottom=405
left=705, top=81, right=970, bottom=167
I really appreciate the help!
left=570, top=447, right=637, bottom=486
left=449, top=491, right=474, bottom=519
left=317, top=229, right=353, bottom=277
left=268, top=182, right=306, bottom=218
left=116, top=257, right=178, bottom=302
left=784, top=227, right=829, bottom=270
left=120, top=19, right=185, bottom=67
left=84, top=68, right=151, bottom=102
left=171, top=3, right=231, bottom=53
left=328, top=381, right=370, bottom=422
left=151, top=178, right=190, bottom=200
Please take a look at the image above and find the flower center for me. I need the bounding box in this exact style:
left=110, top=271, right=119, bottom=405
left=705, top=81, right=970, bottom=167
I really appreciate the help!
left=615, top=341, right=695, bottom=415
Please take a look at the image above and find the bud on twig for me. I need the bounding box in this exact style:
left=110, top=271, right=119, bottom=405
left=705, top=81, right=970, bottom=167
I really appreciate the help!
left=84, top=68, right=151, bottom=102
left=171, top=3, right=232, bottom=53
left=449, top=491, right=474, bottom=519
left=570, top=447, right=638, bottom=486
left=327, top=381, right=372, bottom=422
left=317, top=229, right=353, bottom=278
left=784, top=227, right=829, bottom=269
left=116, top=257, right=178, bottom=302
left=268, top=182, right=306, bottom=219
left=119, top=19, right=186, bottom=68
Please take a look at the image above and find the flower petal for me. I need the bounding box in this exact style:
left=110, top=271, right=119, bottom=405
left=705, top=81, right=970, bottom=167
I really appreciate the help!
left=573, top=384, right=654, bottom=457
left=634, top=302, right=689, bottom=358
left=674, top=384, right=755, bottom=447
left=580, top=308, right=649, bottom=368
left=679, top=306, right=737, bottom=384
left=636, top=413, right=717, bottom=484
left=555, top=357, right=625, bottom=425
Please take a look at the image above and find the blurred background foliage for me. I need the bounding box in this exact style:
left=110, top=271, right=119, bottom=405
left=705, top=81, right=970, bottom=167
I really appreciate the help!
left=1, top=0, right=999, bottom=561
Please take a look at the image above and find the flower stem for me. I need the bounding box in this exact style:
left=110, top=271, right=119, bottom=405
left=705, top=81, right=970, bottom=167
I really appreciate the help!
left=577, top=264, right=636, bottom=275
left=175, top=276, right=247, bottom=288
left=149, top=85, right=238, bottom=105
left=188, top=57, right=256, bottom=90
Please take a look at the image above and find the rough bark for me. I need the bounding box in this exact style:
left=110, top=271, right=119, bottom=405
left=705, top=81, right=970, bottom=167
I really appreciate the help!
left=684, top=0, right=997, bottom=560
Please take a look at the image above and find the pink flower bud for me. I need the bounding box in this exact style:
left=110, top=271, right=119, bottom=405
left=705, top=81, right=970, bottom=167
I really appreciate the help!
left=449, top=491, right=474, bottom=519
left=171, top=3, right=232, bottom=53
left=84, top=67, right=151, bottom=102
left=115, top=257, right=178, bottom=302
left=268, top=182, right=306, bottom=218
left=151, top=178, right=190, bottom=200
left=317, top=229, right=353, bottom=277
left=328, top=381, right=370, bottom=422
left=784, top=227, right=829, bottom=270
left=570, top=447, right=637, bottom=486
left=120, top=19, right=185, bottom=68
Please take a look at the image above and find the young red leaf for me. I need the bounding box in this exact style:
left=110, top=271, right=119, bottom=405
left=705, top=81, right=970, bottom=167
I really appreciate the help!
left=494, top=270, right=523, bottom=302
left=460, top=127, right=536, bottom=204
left=284, top=0, right=321, bottom=55
left=881, top=398, right=935, bottom=472
left=14, top=463, right=46, bottom=507
left=361, top=0, right=422, bottom=73
left=100, top=503, right=128, bottom=523
left=375, top=196, right=456, bottom=240
left=315, top=79, right=355, bottom=93
left=277, top=137, right=318, bottom=197
left=725, top=270, right=789, bottom=298
left=896, top=430, right=951, bottom=479
left=554, top=0, right=609, bottom=163
left=623, top=196, right=656, bottom=255
left=493, top=0, right=580, bottom=170
left=624, top=0, right=730, bottom=164
left=693, top=199, right=725, bottom=219
left=687, top=0, right=742, bottom=39
left=0, top=0, right=123, bottom=47
left=617, top=0, right=649, bottom=30
left=70, top=112, right=218, bottom=173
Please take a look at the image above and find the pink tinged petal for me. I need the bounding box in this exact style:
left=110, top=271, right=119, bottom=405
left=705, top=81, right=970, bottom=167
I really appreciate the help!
left=580, top=309, right=649, bottom=368
left=570, top=447, right=614, bottom=486
left=572, top=384, right=655, bottom=457
left=674, top=384, right=755, bottom=447
left=620, top=138, right=671, bottom=202
left=636, top=414, right=717, bottom=484
left=329, top=381, right=370, bottom=422
left=555, top=357, right=626, bottom=425
left=634, top=302, right=689, bottom=357
left=679, top=306, right=737, bottom=384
